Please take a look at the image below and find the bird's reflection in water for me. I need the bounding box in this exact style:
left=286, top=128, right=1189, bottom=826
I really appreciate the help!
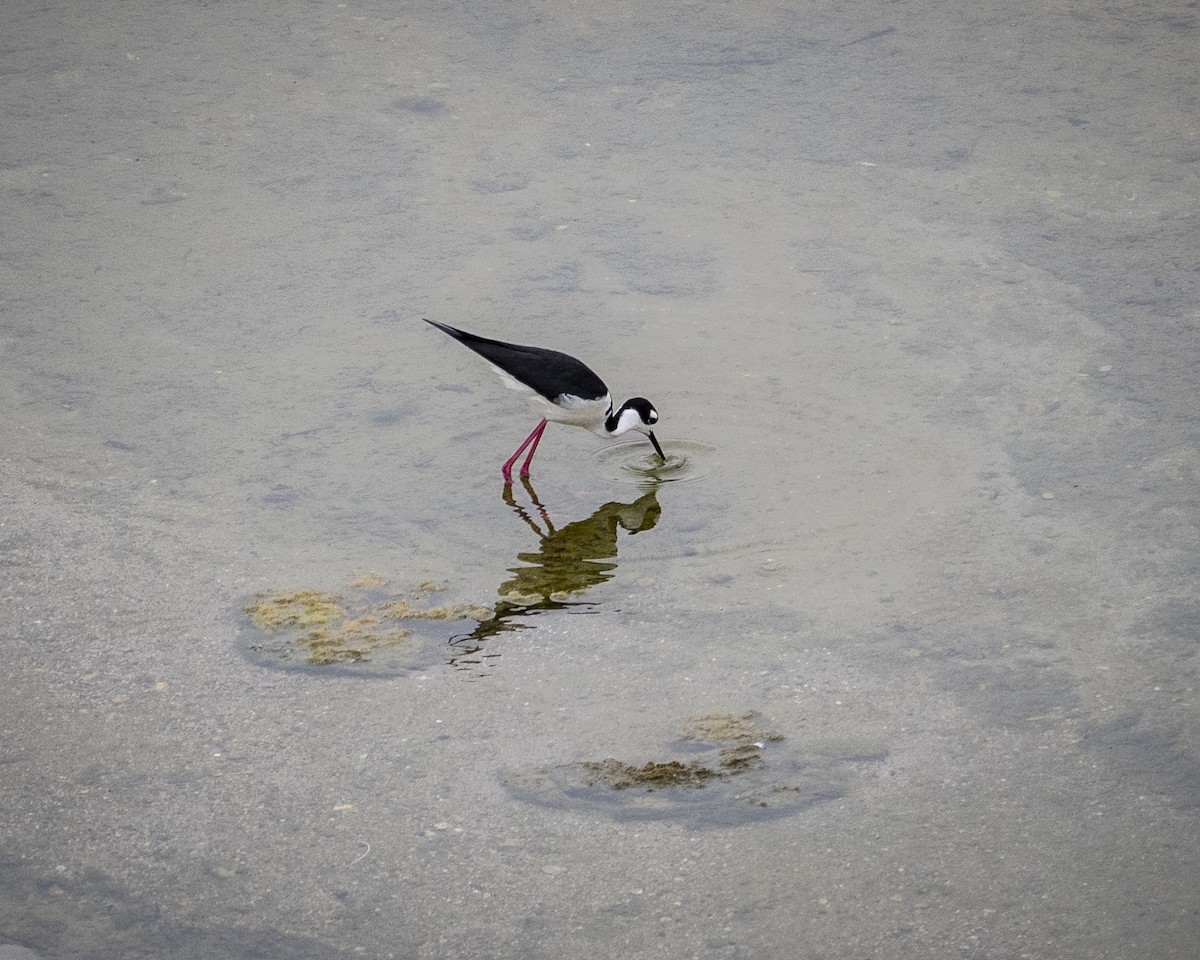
left=449, top=478, right=661, bottom=671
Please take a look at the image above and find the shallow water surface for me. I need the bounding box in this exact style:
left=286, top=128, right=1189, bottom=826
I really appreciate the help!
left=2, top=1, right=1198, bottom=958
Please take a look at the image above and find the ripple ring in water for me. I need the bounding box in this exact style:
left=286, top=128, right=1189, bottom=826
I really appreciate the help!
left=593, top=437, right=715, bottom=485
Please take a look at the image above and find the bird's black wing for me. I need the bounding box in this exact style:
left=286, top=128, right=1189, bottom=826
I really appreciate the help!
left=424, top=319, right=608, bottom=403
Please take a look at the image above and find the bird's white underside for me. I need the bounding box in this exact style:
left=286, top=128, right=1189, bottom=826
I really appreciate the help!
left=487, top=362, right=612, bottom=433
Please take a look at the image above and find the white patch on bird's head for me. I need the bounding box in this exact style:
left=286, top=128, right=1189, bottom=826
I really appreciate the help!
left=606, top=397, right=659, bottom=436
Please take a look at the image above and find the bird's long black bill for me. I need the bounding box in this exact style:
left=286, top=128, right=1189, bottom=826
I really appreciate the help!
left=648, top=430, right=666, bottom=462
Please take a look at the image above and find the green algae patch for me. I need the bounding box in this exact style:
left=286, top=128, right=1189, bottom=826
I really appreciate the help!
left=296, top=615, right=414, bottom=665
left=245, top=589, right=345, bottom=630
left=377, top=599, right=492, bottom=622
left=241, top=575, right=492, bottom=670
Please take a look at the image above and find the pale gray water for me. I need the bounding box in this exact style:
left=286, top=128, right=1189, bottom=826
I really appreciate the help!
left=2, top=1, right=1198, bottom=957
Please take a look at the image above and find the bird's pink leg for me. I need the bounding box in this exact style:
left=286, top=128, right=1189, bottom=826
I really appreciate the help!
left=518, top=419, right=549, bottom=478
left=501, top=419, right=548, bottom=483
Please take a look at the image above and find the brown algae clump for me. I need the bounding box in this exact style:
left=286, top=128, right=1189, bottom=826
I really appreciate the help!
left=579, top=713, right=785, bottom=793
left=583, top=758, right=723, bottom=791
left=680, top=712, right=783, bottom=745
left=245, top=589, right=345, bottom=630
left=582, top=749, right=765, bottom=791
left=718, top=743, right=766, bottom=774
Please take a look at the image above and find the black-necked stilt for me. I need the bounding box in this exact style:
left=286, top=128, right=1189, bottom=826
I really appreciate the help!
left=424, top=319, right=665, bottom=482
